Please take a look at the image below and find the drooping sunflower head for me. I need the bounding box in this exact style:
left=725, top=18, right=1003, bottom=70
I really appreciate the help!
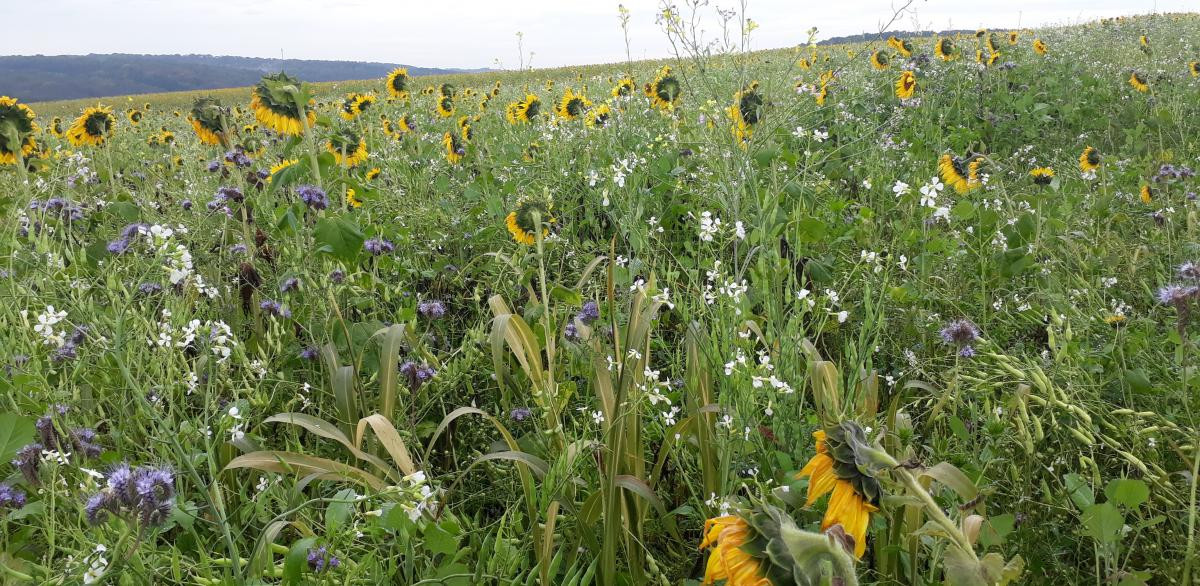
left=985, top=33, right=999, bottom=53
left=611, top=76, right=635, bottom=98
left=1079, top=146, right=1101, bottom=172
left=1140, top=184, right=1153, bottom=204
left=938, top=153, right=980, bottom=194
left=894, top=70, right=916, bottom=100
left=385, top=67, right=410, bottom=99
left=457, top=116, right=473, bottom=142
left=436, top=95, right=456, bottom=118
left=396, top=113, right=415, bottom=134
left=67, top=105, right=116, bottom=147
left=189, top=96, right=230, bottom=146
left=268, top=158, right=298, bottom=182
left=159, top=128, right=175, bottom=145
left=239, top=134, right=266, bottom=157
left=506, top=192, right=555, bottom=245
left=870, top=50, right=889, bottom=70
left=1008, top=31, right=1019, bottom=45
left=522, top=141, right=542, bottom=163
left=443, top=131, right=464, bottom=164
left=327, top=127, right=368, bottom=167
left=126, top=109, right=142, bottom=125
left=0, top=96, right=39, bottom=165
left=727, top=82, right=763, bottom=143
left=935, top=38, right=955, bottom=61
left=1030, top=167, right=1054, bottom=185
left=1033, top=38, right=1048, bottom=55
left=795, top=424, right=884, bottom=558
left=1129, top=71, right=1149, bottom=93
left=987, top=50, right=1001, bottom=67
left=250, top=72, right=315, bottom=136
left=365, top=167, right=381, bottom=181
left=887, top=36, right=912, bottom=57
left=556, top=88, right=592, bottom=120
left=346, top=187, right=363, bottom=209
left=48, top=116, right=64, bottom=138
left=649, top=65, right=682, bottom=110
left=505, top=94, right=542, bottom=124
left=438, top=83, right=455, bottom=98
left=699, top=514, right=771, bottom=586
left=1191, top=61, right=1200, bottom=77
left=585, top=103, right=612, bottom=129
left=1139, top=34, right=1150, bottom=47
left=340, top=93, right=367, bottom=120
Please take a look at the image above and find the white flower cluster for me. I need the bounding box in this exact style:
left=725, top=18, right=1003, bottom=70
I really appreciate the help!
left=150, top=309, right=238, bottom=362
left=32, top=305, right=69, bottom=346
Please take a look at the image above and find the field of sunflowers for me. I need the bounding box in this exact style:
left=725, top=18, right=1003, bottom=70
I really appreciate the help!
left=2, top=7, right=1200, bottom=585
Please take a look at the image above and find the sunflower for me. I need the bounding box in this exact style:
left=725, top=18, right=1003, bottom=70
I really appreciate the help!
left=611, top=77, right=636, bottom=98
left=1105, top=314, right=1127, bottom=326
left=647, top=65, right=682, bottom=110
left=870, top=50, right=889, bottom=70
left=894, top=70, right=916, bottom=100
left=795, top=425, right=881, bottom=558
left=1079, top=146, right=1101, bottom=172
left=506, top=193, right=554, bottom=245
left=239, top=134, right=266, bottom=158
left=189, top=96, right=231, bottom=147
left=437, top=83, right=456, bottom=98
left=126, top=109, right=142, bottom=125
left=1008, top=31, right=1019, bottom=45
left=0, top=96, right=39, bottom=165
left=699, top=516, right=771, bottom=586
left=268, top=158, right=298, bottom=182
left=327, top=128, right=368, bottom=167
left=987, top=51, right=1001, bottom=67
left=67, top=105, right=116, bottom=147
left=443, top=131, right=464, bottom=165
left=457, top=115, right=473, bottom=142
left=346, top=188, right=363, bottom=208
left=250, top=72, right=315, bottom=136
left=436, top=95, right=456, bottom=118
left=143, top=102, right=152, bottom=111
left=727, top=82, right=763, bottom=144
left=48, top=116, right=64, bottom=138
left=365, top=167, right=381, bottom=181
left=1030, top=167, right=1054, bottom=185
left=938, top=153, right=980, bottom=194
left=1129, top=72, right=1149, bottom=93
left=887, top=36, right=912, bottom=58
left=1190, top=61, right=1200, bottom=77
left=394, top=113, right=415, bottom=135
left=340, top=93, right=376, bottom=120
left=556, top=88, right=592, bottom=120
left=1033, top=38, right=1048, bottom=56
left=159, top=128, right=175, bottom=145
left=505, top=94, right=542, bottom=124
left=585, top=103, right=612, bottom=128
left=935, top=38, right=955, bottom=61
left=1139, top=34, right=1150, bottom=47
left=1140, top=184, right=1153, bottom=204
left=385, top=67, right=410, bottom=99
left=985, top=33, right=999, bottom=53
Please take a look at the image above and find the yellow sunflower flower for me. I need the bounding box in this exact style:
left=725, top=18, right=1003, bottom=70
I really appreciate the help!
left=699, top=516, right=771, bottom=586
left=870, top=50, right=889, bottom=70
left=611, top=77, right=636, bottom=98
left=935, top=38, right=955, bottom=61
left=67, top=105, right=116, bottom=147
left=938, top=153, right=981, bottom=194
left=1140, top=184, right=1153, bottom=204
left=1129, top=72, right=1149, bottom=93
left=585, top=103, right=612, bottom=128
left=894, top=70, right=916, bottom=100
left=327, top=128, right=368, bottom=167
left=727, top=82, right=763, bottom=144
left=0, top=96, right=40, bottom=165
left=1033, top=38, right=1048, bottom=55
left=268, top=158, right=298, bottom=182
left=1079, top=146, right=1101, bottom=172
left=250, top=73, right=316, bottom=136
left=556, top=88, right=592, bottom=120
left=646, top=65, right=682, bottom=111
left=436, top=95, right=455, bottom=118
left=443, top=131, right=464, bottom=164
left=1030, top=167, right=1054, bottom=185
left=346, top=188, right=363, bottom=208
left=385, top=67, right=410, bottom=99
left=505, top=193, right=554, bottom=245
left=796, top=428, right=880, bottom=558
left=505, top=94, right=542, bottom=124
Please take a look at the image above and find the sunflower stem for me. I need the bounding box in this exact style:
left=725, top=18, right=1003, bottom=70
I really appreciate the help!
left=293, top=93, right=322, bottom=190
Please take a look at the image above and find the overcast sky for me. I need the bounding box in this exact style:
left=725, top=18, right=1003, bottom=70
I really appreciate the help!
left=6, top=0, right=1192, bottom=69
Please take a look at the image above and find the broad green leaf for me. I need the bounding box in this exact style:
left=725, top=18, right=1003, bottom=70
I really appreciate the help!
left=314, top=216, right=365, bottom=262
left=1105, top=478, right=1149, bottom=509
left=0, top=413, right=34, bottom=462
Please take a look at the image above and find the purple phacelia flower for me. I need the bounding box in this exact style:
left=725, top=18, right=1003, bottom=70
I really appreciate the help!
left=296, top=185, right=328, bottom=210
left=939, top=319, right=980, bottom=347
left=363, top=238, right=395, bottom=255
left=418, top=300, right=445, bottom=320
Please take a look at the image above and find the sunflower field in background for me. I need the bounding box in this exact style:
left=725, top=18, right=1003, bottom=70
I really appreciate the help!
left=2, top=8, right=1200, bottom=586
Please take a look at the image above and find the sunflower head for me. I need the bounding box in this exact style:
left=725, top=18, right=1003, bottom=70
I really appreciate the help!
left=649, top=66, right=682, bottom=110
left=126, top=109, right=142, bottom=125
left=346, top=188, right=363, bottom=209
left=1030, top=167, right=1054, bottom=185
left=506, top=94, right=542, bottom=124
left=870, top=50, right=889, bottom=70
left=585, top=103, right=612, bottom=128
left=1140, top=184, right=1153, bottom=204
left=327, top=127, right=368, bottom=167
left=189, top=96, right=231, bottom=146
left=522, top=141, right=542, bottom=163
left=612, top=77, right=635, bottom=98
left=1079, top=146, right=1101, bottom=172
left=67, top=105, right=116, bottom=147
left=443, top=131, right=464, bottom=164
left=935, top=38, right=955, bottom=60
left=506, top=192, right=555, bottom=245
left=556, top=88, right=592, bottom=120
left=938, top=153, right=980, bottom=194
left=0, top=96, right=40, bottom=165
left=887, top=36, right=912, bottom=57
left=386, top=67, right=410, bottom=99
left=1129, top=72, right=1149, bottom=93
left=436, top=95, right=456, bottom=118
left=894, top=70, right=916, bottom=100
left=251, top=72, right=315, bottom=136
left=1033, top=38, right=1048, bottom=55
left=365, top=167, right=381, bottom=181
left=701, top=505, right=861, bottom=585
left=438, top=83, right=455, bottom=98
left=1008, top=31, right=1019, bottom=45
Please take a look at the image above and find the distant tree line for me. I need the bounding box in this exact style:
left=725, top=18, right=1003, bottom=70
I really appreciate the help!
left=817, top=29, right=975, bottom=46
left=0, top=54, right=488, bottom=103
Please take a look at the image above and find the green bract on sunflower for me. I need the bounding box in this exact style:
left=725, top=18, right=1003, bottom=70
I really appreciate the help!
left=0, top=96, right=39, bottom=165
left=250, top=72, right=316, bottom=136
